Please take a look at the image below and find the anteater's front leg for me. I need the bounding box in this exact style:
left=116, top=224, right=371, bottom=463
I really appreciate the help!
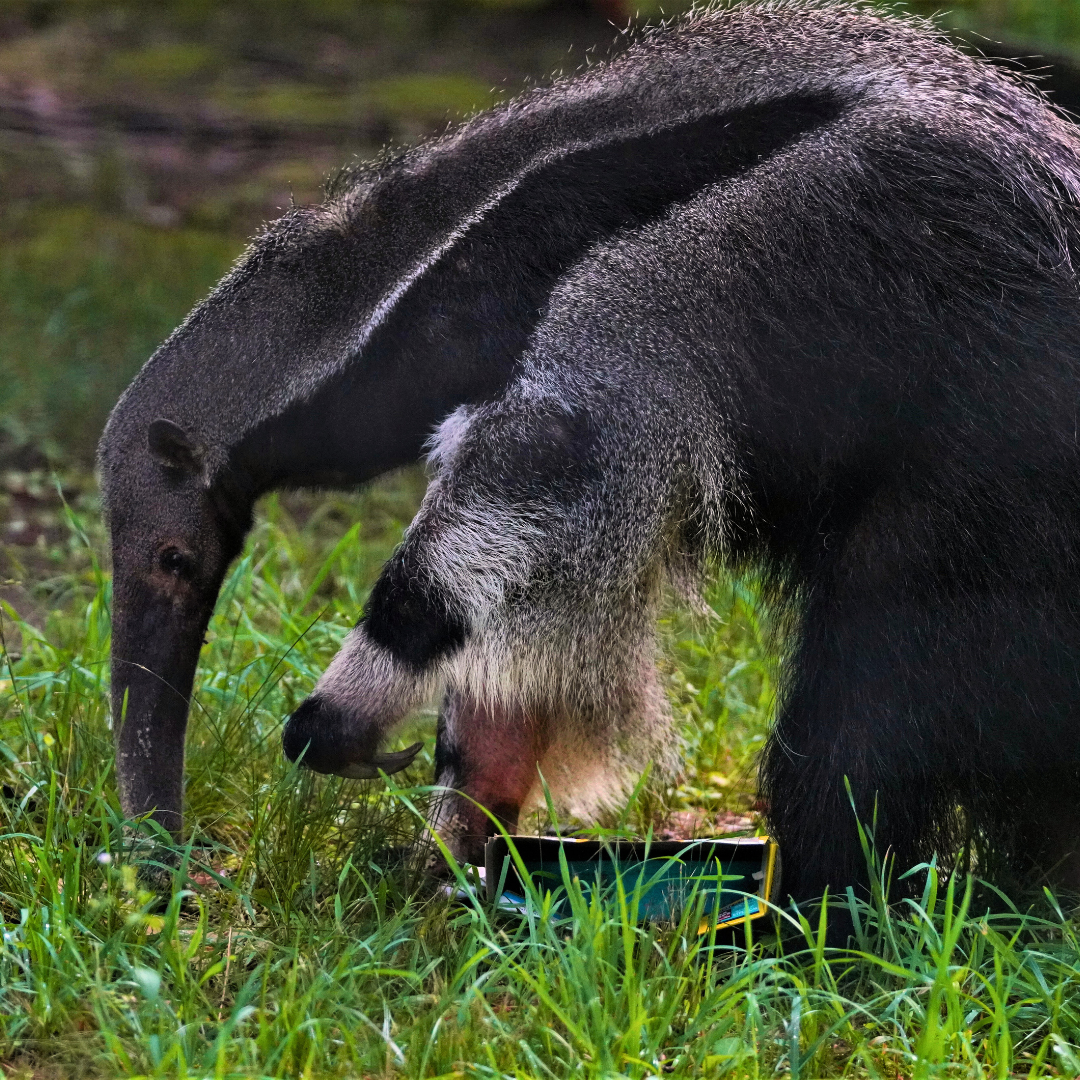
left=283, top=390, right=680, bottom=853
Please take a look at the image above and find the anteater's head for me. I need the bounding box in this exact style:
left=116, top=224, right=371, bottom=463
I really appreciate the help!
left=99, top=385, right=250, bottom=835
left=97, top=204, right=370, bottom=833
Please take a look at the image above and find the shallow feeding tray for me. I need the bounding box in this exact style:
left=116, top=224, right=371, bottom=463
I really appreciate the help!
left=483, top=834, right=780, bottom=931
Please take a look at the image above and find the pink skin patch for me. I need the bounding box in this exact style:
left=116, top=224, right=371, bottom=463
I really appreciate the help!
left=433, top=694, right=553, bottom=866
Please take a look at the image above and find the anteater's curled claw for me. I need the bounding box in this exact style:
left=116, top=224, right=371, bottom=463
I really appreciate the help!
left=333, top=741, right=423, bottom=780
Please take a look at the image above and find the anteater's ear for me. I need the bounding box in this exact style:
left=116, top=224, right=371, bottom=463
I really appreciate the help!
left=147, top=419, right=205, bottom=475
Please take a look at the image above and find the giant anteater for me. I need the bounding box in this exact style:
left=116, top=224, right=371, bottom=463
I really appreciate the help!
left=100, top=2, right=1080, bottom=903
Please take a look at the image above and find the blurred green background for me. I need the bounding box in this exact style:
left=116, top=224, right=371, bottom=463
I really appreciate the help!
left=2, top=0, right=1080, bottom=470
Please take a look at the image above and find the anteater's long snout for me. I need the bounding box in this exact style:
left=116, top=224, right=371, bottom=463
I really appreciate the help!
left=110, top=580, right=210, bottom=836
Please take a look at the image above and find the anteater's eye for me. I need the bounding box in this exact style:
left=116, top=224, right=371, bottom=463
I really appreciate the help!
left=158, top=547, right=193, bottom=578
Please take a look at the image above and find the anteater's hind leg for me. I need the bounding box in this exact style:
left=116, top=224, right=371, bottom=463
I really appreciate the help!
left=427, top=690, right=553, bottom=867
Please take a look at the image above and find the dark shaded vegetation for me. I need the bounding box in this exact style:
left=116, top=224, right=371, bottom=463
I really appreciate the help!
left=0, top=0, right=626, bottom=465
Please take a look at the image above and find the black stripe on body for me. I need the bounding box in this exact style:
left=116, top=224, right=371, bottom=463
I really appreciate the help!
left=241, top=93, right=844, bottom=494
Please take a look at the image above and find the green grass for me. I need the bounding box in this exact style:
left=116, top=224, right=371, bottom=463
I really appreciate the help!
left=1, top=482, right=1079, bottom=1078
